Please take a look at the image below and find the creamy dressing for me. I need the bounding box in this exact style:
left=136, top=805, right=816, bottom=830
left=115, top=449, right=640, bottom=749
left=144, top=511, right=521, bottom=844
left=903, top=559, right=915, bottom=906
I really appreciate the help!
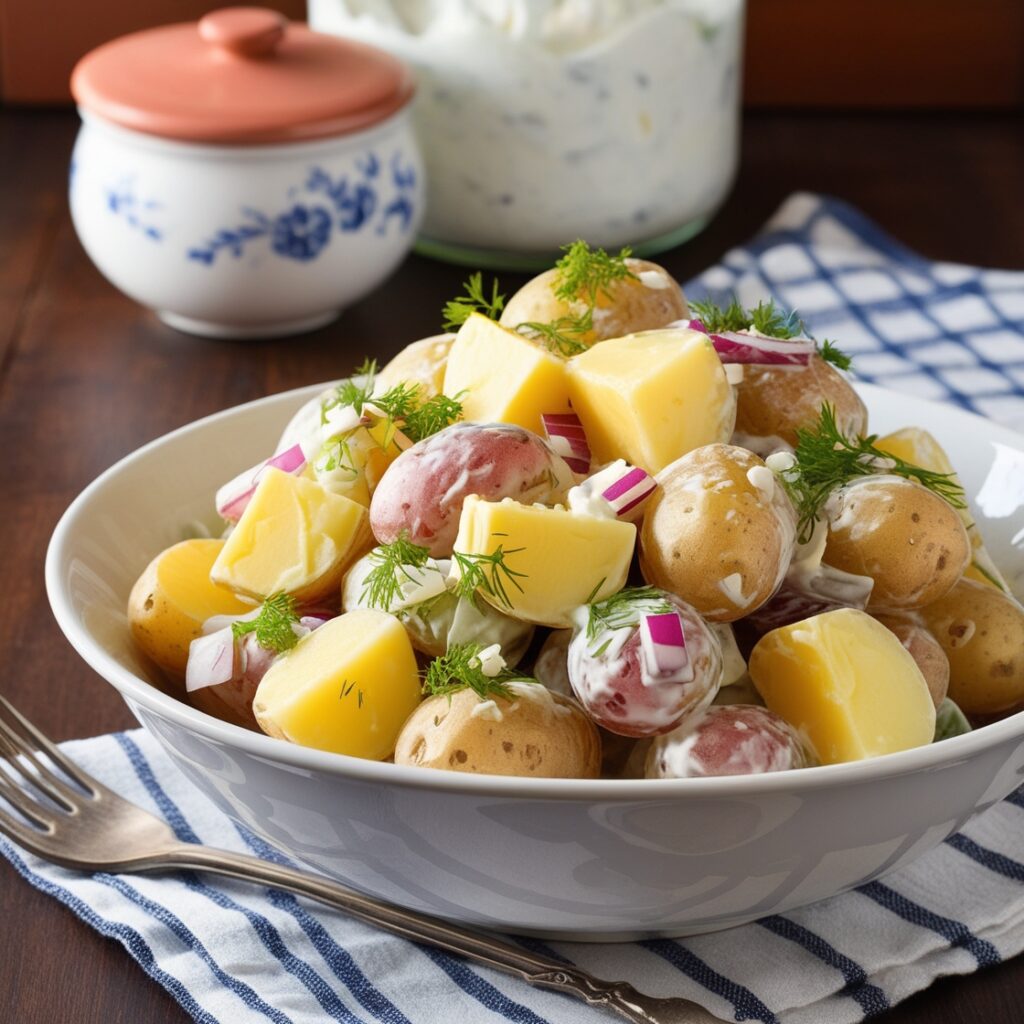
left=310, top=0, right=744, bottom=253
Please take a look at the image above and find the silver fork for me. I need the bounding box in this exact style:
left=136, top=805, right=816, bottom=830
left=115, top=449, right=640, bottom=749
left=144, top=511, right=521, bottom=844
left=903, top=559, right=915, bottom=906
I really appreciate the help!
left=0, top=695, right=725, bottom=1024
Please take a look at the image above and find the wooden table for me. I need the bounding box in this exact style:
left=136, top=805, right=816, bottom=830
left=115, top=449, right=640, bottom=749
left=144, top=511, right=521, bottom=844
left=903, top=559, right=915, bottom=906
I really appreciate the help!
left=1, top=108, right=1022, bottom=1023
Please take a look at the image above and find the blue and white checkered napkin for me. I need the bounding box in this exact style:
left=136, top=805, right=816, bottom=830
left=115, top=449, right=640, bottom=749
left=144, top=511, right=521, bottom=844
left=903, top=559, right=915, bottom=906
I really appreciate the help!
left=5, top=195, right=1024, bottom=1024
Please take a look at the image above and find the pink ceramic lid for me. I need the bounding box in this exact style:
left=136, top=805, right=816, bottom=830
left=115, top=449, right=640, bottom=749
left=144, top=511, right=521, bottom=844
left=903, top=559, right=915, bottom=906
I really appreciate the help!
left=71, top=7, right=414, bottom=145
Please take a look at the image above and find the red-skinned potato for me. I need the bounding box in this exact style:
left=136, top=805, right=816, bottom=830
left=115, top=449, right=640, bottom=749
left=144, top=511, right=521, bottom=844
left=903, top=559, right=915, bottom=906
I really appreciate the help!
left=369, top=422, right=575, bottom=556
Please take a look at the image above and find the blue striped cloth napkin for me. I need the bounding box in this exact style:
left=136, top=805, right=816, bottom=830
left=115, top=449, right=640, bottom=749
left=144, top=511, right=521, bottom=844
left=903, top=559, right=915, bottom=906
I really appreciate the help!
left=5, top=194, right=1024, bottom=1024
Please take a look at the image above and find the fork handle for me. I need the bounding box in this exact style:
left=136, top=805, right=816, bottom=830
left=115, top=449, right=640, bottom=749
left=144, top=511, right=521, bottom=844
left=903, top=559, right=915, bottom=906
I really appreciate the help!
left=159, top=843, right=706, bottom=1024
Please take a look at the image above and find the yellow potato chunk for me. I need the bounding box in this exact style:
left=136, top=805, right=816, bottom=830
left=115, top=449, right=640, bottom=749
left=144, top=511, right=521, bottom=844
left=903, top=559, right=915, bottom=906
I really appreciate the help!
left=442, top=313, right=570, bottom=434
left=565, top=327, right=735, bottom=474
left=876, top=427, right=1009, bottom=592
left=128, top=538, right=253, bottom=676
left=211, top=468, right=369, bottom=603
left=749, top=609, right=936, bottom=764
left=253, top=610, right=421, bottom=760
left=451, top=495, right=635, bottom=628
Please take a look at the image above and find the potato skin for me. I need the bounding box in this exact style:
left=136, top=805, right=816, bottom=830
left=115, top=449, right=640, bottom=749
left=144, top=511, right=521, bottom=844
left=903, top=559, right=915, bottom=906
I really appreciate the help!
left=734, top=355, right=868, bottom=451
left=639, top=444, right=798, bottom=622
left=128, top=538, right=251, bottom=677
left=377, top=334, right=454, bottom=398
left=394, top=685, right=601, bottom=778
left=499, top=258, right=687, bottom=346
left=824, top=477, right=970, bottom=612
left=917, top=578, right=1024, bottom=716
left=874, top=614, right=950, bottom=708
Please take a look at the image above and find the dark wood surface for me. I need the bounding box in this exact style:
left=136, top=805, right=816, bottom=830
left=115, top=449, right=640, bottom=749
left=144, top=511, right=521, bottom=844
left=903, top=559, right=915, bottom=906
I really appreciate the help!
left=1, top=108, right=1022, bottom=1024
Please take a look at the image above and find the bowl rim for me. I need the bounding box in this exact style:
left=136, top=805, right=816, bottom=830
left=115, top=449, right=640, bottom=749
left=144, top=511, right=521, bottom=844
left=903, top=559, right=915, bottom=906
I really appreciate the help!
left=45, top=380, right=1024, bottom=801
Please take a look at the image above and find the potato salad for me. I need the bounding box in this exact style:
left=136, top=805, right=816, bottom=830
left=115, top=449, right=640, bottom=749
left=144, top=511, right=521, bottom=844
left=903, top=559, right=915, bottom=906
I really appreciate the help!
left=128, top=242, right=1024, bottom=780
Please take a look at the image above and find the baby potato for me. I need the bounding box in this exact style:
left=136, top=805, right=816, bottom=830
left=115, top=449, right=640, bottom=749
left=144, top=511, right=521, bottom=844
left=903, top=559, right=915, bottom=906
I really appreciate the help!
left=733, top=354, right=867, bottom=452
left=823, top=477, right=970, bottom=612
left=128, top=538, right=252, bottom=677
left=639, top=444, right=798, bottom=621
left=499, top=258, right=688, bottom=347
left=917, top=578, right=1024, bottom=716
left=394, top=684, right=601, bottom=778
left=369, top=421, right=574, bottom=557
left=874, top=613, right=950, bottom=708
left=376, top=334, right=455, bottom=398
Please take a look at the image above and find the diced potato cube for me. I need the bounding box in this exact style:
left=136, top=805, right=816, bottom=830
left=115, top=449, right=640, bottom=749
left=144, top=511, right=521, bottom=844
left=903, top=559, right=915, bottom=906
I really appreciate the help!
left=450, top=495, right=635, bottom=628
left=749, top=609, right=936, bottom=764
left=128, top=538, right=253, bottom=676
left=565, top=327, right=735, bottom=474
left=253, top=610, right=421, bottom=760
left=876, top=427, right=1008, bottom=592
left=443, top=313, right=570, bottom=434
left=211, top=468, right=369, bottom=602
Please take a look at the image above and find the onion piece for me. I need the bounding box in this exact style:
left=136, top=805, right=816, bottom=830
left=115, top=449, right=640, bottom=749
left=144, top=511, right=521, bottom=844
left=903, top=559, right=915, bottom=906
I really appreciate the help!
left=216, top=444, right=307, bottom=522
left=640, top=612, right=693, bottom=683
left=186, top=626, right=240, bottom=693
left=681, top=319, right=815, bottom=367
left=541, top=412, right=591, bottom=474
left=600, top=465, right=657, bottom=519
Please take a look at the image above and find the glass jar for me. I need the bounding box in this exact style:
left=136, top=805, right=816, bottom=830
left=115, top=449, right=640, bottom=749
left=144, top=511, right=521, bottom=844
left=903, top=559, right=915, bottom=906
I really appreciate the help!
left=309, top=0, right=745, bottom=269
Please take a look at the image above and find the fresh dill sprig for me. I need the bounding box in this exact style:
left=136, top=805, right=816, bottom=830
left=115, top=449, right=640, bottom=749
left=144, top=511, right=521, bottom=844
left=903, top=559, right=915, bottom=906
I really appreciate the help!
left=688, top=295, right=749, bottom=333
left=515, top=315, right=591, bottom=357
left=818, top=339, right=853, bottom=371
left=360, top=536, right=434, bottom=610
left=338, top=679, right=365, bottom=709
left=232, top=593, right=300, bottom=654
left=401, top=391, right=465, bottom=442
left=371, top=380, right=421, bottom=424
left=585, top=586, right=674, bottom=652
left=321, top=359, right=379, bottom=424
left=442, top=272, right=505, bottom=331
left=450, top=546, right=527, bottom=610
left=748, top=299, right=803, bottom=340
left=786, top=404, right=967, bottom=543
left=689, top=295, right=853, bottom=371
left=553, top=240, right=636, bottom=306
left=422, top=642, right=531, bottom=701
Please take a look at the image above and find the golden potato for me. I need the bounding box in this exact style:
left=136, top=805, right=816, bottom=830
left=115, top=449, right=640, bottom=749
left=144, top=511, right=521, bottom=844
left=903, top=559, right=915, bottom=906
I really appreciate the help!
left=499, top=258, right=688, bottom=347
left=128, top=538, right=252, bottom=677
left=376, top=334, right=455, bottom=398
left=733, top=355, right=867, bottom=451
left=874, top=614, right=950, bottom=708
left=639, top=444, right=798, bottom=621
left=823, top=477, right=970, bottom=612
left=394, top=684, right=601, bottom=778
left=918, top=578, right=1024, bottom=716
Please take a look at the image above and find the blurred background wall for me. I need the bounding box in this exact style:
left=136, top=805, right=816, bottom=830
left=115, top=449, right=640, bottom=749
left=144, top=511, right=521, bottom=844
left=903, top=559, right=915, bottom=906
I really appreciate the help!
left=1, top=0, right=1022, bottom=108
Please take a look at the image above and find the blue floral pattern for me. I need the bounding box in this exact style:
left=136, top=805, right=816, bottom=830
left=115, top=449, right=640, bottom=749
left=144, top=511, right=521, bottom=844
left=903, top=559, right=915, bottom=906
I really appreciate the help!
left=185, top=149, right=417, bottom=266
left=105, top=178, right=164, bottom=241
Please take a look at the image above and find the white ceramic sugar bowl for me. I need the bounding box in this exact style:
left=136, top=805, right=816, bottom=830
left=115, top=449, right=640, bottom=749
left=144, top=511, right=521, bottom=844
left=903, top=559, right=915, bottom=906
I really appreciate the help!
left=69, top=8, right=423, bottom=339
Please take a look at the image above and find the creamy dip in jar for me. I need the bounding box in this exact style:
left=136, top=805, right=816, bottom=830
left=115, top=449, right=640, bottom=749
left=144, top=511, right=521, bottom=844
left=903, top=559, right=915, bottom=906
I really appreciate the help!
left=309, top=0, right=745, bottom=267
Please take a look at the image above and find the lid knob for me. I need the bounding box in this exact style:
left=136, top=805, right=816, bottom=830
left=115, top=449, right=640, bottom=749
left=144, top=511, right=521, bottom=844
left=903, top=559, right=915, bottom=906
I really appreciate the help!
left=198, top=7, right=287, bottom=58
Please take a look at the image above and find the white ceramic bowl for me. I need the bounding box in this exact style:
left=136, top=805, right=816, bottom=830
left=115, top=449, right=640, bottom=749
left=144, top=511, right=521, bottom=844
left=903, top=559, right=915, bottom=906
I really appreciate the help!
left=45, top=384, right=1024, bottom=940
left=69, top=111, right=424, bottom=338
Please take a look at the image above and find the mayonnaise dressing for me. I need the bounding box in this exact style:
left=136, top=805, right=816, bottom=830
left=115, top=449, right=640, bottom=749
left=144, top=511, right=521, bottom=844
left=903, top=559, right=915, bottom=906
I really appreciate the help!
left=310, top=0, right=744, bottom=254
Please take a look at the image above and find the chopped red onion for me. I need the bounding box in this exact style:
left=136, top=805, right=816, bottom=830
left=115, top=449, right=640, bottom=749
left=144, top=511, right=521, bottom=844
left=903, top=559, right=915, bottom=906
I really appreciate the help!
left=640, top=612, right=693, bottom=682
left=186, top=626, right=240, bottom=692
left=216, top=444, right=307, bottom=522
left=601, top=465, right=656, bottom=518
left=541, top=412, right=591, bottom=474
left=681, top=319, right=815, bottom=367
left=710, top=333, right=814, bottom=366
